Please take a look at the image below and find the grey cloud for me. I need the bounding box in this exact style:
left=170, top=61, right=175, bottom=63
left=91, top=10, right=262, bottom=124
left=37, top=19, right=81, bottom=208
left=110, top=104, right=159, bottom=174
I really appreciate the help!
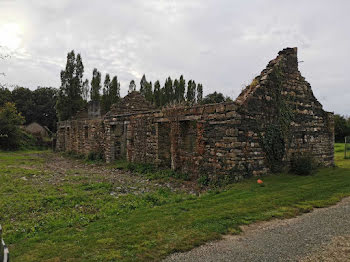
left=0, top=0, right=349, bottom=114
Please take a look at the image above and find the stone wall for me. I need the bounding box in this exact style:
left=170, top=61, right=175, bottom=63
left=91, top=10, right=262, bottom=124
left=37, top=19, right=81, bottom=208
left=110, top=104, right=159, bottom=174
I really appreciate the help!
left=56, top=47, right=334, bottom=181
left=106, top=91, right=156, bottom=116
left=56, top=119, right=105, bottom=156
left=236, top=47, right=334, bottom=170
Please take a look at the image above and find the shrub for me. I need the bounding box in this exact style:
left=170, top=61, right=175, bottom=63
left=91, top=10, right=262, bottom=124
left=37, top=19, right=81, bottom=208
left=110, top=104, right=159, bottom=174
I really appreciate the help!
left=125, top=162, right=189, bottom=181
left=198, top=174, right=210, bottom=186
left=290, top=153, right=316, bottom=176
left=19, top=131, right=38, bottom=149
left=86, top=151, right=104, bottom=161
left=0, top=102, right=25, bottom=150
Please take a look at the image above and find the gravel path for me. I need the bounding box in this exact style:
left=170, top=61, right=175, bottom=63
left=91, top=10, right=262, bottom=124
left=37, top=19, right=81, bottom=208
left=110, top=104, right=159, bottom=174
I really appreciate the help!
left=164, top=197, right=350, bottom=262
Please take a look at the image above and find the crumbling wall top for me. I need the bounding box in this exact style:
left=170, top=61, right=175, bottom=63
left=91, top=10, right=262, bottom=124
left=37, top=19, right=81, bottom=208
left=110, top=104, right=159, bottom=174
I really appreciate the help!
left=106, top=91, right=156, bottom=117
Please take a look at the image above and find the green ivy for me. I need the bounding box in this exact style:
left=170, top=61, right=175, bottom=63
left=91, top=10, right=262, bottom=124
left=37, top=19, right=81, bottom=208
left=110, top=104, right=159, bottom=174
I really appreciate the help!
left=260, top=65, right=294, bottom=172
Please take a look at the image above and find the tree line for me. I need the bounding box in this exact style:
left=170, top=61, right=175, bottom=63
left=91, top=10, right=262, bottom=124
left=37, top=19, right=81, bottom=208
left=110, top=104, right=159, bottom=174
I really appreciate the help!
left=1, top=49, right=348, bottom=150
left=56, top=50, right=230, bottom=121
left=0, top=49, right=232, bottom=138
left=137, top=74, right=203, bottom=107
left=334, top=114, right=350, bottom=142
left=0, top=86, right=58, bottom=150
left=0, top=86, right=57, bottom=131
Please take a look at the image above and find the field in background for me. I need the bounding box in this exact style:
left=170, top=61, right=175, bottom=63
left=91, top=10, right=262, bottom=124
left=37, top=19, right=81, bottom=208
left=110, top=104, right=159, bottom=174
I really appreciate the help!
left=0, top=144, right=349, bottom=261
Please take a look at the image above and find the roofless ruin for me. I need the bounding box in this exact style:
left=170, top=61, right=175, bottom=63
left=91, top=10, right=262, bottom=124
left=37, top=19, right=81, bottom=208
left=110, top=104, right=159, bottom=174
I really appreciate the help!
left=56, top=48, right=334, bottom=181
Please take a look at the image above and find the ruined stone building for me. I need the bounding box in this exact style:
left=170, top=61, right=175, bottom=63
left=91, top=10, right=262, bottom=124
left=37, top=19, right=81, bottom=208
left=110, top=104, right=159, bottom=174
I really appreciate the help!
left=56, top=48, right=334, bottom=181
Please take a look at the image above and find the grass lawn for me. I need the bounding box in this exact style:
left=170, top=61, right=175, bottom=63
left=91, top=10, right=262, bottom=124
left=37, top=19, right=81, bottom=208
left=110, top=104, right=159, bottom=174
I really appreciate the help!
left=0, top=144, right=350, bottom=261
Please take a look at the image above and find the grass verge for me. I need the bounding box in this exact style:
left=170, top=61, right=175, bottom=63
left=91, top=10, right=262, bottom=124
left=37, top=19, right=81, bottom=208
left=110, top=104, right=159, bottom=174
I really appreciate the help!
left=0, top=144, right=349, bottom=261
left=113, top=160, right=190, bottom=181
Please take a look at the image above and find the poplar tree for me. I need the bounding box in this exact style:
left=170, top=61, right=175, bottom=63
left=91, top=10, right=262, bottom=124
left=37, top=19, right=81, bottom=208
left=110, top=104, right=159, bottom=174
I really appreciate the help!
left=186, top=80, right=196, bottom=103
left=174, top=79, right=180, bottom=103
left=101, top=73, right=111, bottom=112
left=164, top=77, right=173, bottom=104
left=178, top=75, right=186, bottom=103
left=109, top=76, right=120, bottom=105
left=144, top=81, right=153, bottom=103
left=56, top=50, right=85, bottom=121
left=153, top=80, right=161, bottom=107
left=90, top=68, right=101, bottom=102
left=140, top=74, right=147, bottom=96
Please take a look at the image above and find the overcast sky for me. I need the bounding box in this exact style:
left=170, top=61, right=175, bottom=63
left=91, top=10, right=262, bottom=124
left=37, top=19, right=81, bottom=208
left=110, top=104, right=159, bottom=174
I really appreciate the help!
left=0, top=0, right=349, bottom=115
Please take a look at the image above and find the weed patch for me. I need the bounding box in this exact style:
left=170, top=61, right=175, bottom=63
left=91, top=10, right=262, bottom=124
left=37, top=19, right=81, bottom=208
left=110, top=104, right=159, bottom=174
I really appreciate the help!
left=114, top=160, right=190, bottom=181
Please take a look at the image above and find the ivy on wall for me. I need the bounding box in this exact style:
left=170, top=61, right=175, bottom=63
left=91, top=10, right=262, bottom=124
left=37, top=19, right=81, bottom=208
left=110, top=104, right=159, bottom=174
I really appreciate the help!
left=259, top=65, right=295, bottom=172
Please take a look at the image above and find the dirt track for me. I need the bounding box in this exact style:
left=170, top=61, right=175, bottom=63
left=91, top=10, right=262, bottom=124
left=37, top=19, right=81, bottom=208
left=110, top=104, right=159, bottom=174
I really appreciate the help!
left=165, top=197, right=350, bottom=262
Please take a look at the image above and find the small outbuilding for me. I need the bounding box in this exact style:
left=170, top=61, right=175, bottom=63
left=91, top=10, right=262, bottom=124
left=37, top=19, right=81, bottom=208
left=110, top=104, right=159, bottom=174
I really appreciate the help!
left=25, top=122, right=50, bottom=137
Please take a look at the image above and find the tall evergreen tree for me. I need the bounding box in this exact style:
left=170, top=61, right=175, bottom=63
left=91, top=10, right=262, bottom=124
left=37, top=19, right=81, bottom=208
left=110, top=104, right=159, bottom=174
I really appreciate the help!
left=56, top=50, right=85, bottom=121
left=90, top=68, right=101, bottom=102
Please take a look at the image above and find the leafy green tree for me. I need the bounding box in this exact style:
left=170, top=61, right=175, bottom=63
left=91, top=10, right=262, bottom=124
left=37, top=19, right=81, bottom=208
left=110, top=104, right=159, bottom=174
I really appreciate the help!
left=56, top=50, right=85, bottom=121
left=202, top=91, right=226, bottom=104
left=32, top=87, right=58, bottom=132
left=90, top=68, right=102, bottom=102
left=11, top=86, right=35, bottom=124
left=0, top=87, right=11, bottom=106
left=334, top=114, right=350, bottom=142
left=0, top=102, right=25, bottom=149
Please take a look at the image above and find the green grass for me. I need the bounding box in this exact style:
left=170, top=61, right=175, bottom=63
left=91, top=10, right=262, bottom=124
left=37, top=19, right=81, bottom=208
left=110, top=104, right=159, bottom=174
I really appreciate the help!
left=113, top=160, right=190, bottom=181
left=1, top=145, right=350, bottom=261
